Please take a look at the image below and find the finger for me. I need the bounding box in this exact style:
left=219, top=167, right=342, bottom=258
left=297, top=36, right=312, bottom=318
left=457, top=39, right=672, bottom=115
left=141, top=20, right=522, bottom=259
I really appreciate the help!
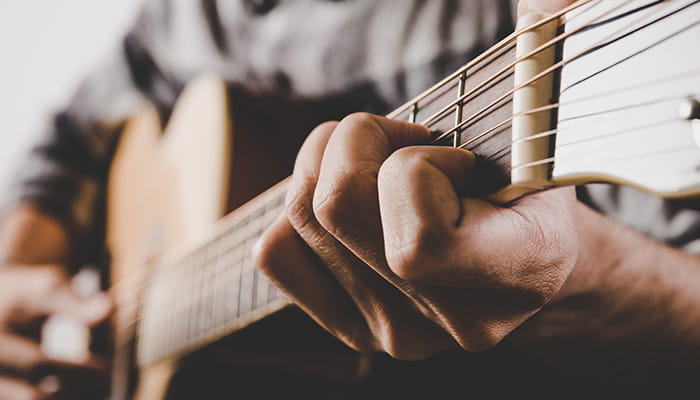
left=0, top=333, right=45, bottom=375
left=287, top=119, right=453, bottom=359
left=254, top=215, right=376, bottom=352
left=0, top=332, right=104, bottom=374
left=379, top=145, right=577, bottom=295
left=378, top=145, right=539, bottom=288
left=378, top=146, right=490, bottom=286
left=0, top=376, right=42, bottom=400
left=15, top=266, right=112, bottom=327
left=312, top=113, right=430, bottom=267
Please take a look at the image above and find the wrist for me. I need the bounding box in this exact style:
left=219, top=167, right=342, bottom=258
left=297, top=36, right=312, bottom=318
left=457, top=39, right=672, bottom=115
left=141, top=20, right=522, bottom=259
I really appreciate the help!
left=553, top=200, right=625, bottom=300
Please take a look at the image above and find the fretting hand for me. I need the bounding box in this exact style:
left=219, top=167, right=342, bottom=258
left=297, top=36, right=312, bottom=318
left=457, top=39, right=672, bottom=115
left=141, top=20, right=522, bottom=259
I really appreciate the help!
left=254, top=113, right=582, bottom=358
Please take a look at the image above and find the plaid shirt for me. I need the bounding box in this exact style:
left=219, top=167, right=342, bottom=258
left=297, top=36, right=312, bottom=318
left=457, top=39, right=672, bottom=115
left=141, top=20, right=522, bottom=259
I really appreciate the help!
left=4, top=0, right=700, bottom=262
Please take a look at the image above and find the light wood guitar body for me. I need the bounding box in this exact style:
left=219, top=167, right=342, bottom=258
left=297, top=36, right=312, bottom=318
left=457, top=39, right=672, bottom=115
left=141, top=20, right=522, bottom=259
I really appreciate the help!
left=107, top=75, right=231, bottom=399
left=106, top=76, right=369, bottom=399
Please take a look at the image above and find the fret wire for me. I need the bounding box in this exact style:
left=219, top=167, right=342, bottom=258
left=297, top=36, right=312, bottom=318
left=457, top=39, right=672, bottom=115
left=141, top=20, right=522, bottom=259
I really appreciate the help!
left=409, top=103, right=418, bottom=123
left=251, top=267, right=260, bottom=309
left=458, top=117, right=512, bottom=149
left=234, top=255, right=244, bottom=318
left=453, top=71, right=467, bottom=147
left=226, top=265, right=241, bottom=322
left=463, top=68, right=700, bottom=154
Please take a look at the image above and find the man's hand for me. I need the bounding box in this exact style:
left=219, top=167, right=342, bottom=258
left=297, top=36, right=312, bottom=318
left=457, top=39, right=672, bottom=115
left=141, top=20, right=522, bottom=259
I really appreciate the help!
left=0, top=206, right=112, bottom=399
left=255, top=113, right=581, bottom=358
left=0, top=265, right=111, bottom=400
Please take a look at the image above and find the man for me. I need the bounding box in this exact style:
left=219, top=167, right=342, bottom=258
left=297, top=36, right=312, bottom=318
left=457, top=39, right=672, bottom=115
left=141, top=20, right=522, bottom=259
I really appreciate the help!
left=1, top=0, right=698, bottom=398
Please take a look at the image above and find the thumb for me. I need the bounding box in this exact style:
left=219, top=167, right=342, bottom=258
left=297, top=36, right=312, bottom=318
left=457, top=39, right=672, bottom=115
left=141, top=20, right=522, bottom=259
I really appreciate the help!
left=43, top=291, right=113, bottom=326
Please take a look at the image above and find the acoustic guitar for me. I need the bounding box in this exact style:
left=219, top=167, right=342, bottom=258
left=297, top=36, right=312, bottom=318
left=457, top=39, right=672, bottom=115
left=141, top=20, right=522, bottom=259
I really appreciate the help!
left=106, top=0, right=700, bottom=398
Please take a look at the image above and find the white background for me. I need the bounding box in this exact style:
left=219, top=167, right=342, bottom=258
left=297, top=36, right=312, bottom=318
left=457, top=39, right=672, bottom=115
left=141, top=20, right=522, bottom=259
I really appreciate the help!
left=0, top=0, right=143, bottom=194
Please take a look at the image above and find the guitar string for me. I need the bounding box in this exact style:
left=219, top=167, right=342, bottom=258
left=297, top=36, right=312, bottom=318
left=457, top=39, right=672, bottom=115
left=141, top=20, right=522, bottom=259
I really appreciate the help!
left=386, top=0, right=597, bottom=119
left=461, top=73, right=700, bottom=159
left=420, top=0, right=635, bottom=133
left=459, top=20, right=700, bottom=158
left=107, top=0, right=685, bottom=344
left=111, top=202, right=287, bottom=339
left=433, top=0, right=681, bottom=145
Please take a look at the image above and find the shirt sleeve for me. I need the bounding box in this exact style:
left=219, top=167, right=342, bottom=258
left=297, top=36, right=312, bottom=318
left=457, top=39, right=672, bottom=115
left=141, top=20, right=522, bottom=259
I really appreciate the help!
left=1, top=0, right=182, bottom=263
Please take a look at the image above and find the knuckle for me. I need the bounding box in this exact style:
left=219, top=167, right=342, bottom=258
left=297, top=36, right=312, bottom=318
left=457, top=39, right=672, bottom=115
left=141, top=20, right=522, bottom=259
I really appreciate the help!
left=380, top=330, right=431, bottom=361
left=251, top=230, right=277, bottom=276
left=455, top=324, right=508, bottom=352
left=372, top=317, right=433, bottom=360
left=285, top=181, right=316, bottom=232
left=339, top=112, right=376, bottom=130
left=378, top=148, right=421, bottom=184
left=312, top=176, right=352, bottom=232
left=389, top=146, right=423, bottom=167
left=385, top=227, right=444, bottom=282
left=519, top=269, right=564, bottom=308
left=336, top=330, right=375, bottom=354
left=33, top=266, right=66, bottom=293
left=315, top=120, right=340, bottom=132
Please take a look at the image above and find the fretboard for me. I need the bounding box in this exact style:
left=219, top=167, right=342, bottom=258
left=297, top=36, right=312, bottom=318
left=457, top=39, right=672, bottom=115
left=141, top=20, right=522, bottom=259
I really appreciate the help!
left=137, top=180, right=289, bottom=365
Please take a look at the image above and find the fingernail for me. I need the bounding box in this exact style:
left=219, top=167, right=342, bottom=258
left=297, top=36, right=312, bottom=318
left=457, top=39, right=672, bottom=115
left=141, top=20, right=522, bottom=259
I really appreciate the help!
left=38, top=375, right=61, bottom=395
left=84, top=293, right=112, bottom=320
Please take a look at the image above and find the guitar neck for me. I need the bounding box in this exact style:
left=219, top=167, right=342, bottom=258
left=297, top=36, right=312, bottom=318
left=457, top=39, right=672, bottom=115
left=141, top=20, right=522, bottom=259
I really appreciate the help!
left=137, top=179, right=290, bottom=365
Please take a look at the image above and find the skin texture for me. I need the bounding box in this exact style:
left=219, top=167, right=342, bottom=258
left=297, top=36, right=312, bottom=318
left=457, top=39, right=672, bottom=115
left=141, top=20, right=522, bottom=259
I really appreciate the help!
left=255, top=0, right=700, bottom=388
left=0, top=206, right=111, bottom=400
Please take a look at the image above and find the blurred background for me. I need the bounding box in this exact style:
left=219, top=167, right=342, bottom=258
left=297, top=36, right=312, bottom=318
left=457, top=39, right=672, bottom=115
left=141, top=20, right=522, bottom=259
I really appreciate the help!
left=0, top=0, right=143, bottom=193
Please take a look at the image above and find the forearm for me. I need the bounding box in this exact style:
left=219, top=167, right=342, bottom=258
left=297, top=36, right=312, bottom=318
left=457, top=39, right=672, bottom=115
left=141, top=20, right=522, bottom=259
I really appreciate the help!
left=515, top=201, right=700, bottom=375
left=0, top=204, right=72, bottom=265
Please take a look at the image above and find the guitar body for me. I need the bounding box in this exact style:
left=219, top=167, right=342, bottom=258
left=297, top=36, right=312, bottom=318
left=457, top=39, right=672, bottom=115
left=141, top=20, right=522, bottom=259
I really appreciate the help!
left=105, top=76, right=369, bottom=399
left=107, top=76, right=232, bottom=399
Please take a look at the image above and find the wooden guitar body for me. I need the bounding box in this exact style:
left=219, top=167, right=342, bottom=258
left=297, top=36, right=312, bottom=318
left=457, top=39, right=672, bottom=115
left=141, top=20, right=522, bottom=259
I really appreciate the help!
left=107, top=75, right=231, bottom=399
left=106, top=76, right=368, bottom=399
